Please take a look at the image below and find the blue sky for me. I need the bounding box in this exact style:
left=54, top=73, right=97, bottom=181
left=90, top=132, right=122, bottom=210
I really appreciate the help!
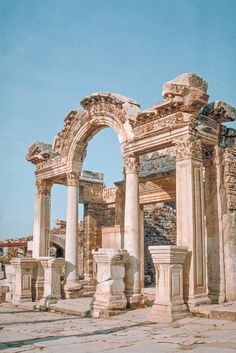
left=0, top=0, right=236, bottom=239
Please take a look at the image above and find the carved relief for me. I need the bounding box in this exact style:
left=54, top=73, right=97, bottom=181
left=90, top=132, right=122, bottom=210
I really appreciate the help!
left=124, top=155, right=140, bottom=173
left=140, top=148, right=176, bottom=176
left=66, top=172, right=80, bottom=186
left=36, top=156, right=62, bottom=171
left=81, top=94, right=126, bottom=124
left=175, top=135, right=202, bottom=161
left=131, top=113, right=190, bottom=138
left=36, top=180, right=52, bottom=196
left=224, top=147, right=236, bottom=212
left=53, top=110, right=87, bottom=159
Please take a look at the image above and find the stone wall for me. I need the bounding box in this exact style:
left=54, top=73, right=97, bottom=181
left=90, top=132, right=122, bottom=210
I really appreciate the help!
left=143, top=202, right=176, bottom=285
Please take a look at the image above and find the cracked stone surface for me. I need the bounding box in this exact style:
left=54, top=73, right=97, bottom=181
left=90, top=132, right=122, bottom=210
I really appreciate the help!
left=0, top=303, right=236, bottom=353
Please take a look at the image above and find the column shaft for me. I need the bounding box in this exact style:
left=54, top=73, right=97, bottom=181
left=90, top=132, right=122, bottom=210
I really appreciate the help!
left=124, top=155, right=146, bottom=307
left=65, top=177, right=79, bottom=286
left=33, top=180, right=52, bottom=258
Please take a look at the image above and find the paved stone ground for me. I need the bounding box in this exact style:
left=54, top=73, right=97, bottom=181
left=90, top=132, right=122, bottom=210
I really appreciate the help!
left=0, top=303, right=236, bottom=353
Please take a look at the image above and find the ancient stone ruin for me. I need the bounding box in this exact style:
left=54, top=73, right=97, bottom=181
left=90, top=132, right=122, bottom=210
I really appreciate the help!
left=2, top=73, right=236, bottom=322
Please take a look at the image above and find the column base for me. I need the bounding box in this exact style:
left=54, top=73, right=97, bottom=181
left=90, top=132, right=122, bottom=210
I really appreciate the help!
left=126, top=293, right=148, bottom=309
left=149, top=302, right=189, bottom=323
left=64, top=281, right=84, bottom=299
left=187, top=294, right=211, bottom=310
left=12, top=295, right=33, bottom=306
left=37, top=296, right=58, bottom=311
left=90, top=292, right=127, bottom=318
left=79, top=280, right=96, bottom=297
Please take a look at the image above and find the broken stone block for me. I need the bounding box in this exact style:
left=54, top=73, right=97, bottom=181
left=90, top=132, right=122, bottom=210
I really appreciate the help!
left=90, top=248, right=128, bottom=318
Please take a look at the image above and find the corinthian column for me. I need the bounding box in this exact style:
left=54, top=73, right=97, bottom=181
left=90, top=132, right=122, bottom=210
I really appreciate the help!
left=33, top=179, right=52, bottom=258
left=124, top=155, right=146, bottom=308
left=64, top=172, right=82, bottom=297
left=175, top=135, right=210, bottom=308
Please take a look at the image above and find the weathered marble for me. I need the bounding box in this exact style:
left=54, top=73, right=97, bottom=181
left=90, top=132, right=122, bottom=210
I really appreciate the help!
left=38, top=257, right=64, bottom=309
left=10, top=258, right=37, bottom=305
left=25, top=73, right=236, bottom=311
left=149, top=246, right=189, bottom=323
left=91, top=248, right=128, bottom=318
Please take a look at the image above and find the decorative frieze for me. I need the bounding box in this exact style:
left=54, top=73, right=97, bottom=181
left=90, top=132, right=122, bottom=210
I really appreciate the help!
left=124, top=155, right=140, bottom=174
left=131, top=112, right=188, bottom=137
left=175, top=135, right=202, bottom=161
left=140, top=147, right=176, bottom=176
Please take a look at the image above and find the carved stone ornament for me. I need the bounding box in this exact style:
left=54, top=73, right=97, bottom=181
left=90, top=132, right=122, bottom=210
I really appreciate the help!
left=124, top=155, right=140, bottom=173
left=66, top=172, right=80, bottom=186
left=175, top=135, right=202, bottom=161
left=36, top=180, right=52, bottom=196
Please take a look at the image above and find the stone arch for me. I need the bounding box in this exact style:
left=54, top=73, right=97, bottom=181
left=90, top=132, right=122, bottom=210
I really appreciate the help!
left=67, top=92, right=140, bottom=165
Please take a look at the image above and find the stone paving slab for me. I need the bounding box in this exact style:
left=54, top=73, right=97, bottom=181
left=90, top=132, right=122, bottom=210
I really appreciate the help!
left=49, top=298, right=91, bottom=317
left=0, top=303, right=236, bottom=353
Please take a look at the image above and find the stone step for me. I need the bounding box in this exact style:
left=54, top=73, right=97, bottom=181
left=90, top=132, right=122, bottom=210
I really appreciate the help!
left=191, top=301, right=236, bottom=321
left=49, top=297, right=91, bottom=317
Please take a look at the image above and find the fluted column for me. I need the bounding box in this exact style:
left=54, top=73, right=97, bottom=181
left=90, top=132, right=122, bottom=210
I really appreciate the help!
left=33, top=180, right=52, bottom=258
left=65, top=172, right=80, bottom=292
left=175, top=135, right=210, bottom=308
left=124, top=155, right=146, bottom=307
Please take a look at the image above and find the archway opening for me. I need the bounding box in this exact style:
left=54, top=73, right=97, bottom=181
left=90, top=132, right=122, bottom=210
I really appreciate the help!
left=78, top=127, right=124, bottom=282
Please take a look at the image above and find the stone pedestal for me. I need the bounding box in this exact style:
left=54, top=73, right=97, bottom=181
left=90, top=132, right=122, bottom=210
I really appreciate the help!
left=11, top=258, right=37, bottom=305
left=91, top=248, right=128, bottom=318
left=149, top=246, right=189, bottom=323
left=38, top=257, right=64, bottom=309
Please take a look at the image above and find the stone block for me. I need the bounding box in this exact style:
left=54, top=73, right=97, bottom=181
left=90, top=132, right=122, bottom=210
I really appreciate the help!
left=91, top=248, right=128, bottom=318
left=148, top=246, right=189, bottom=323
left=10, top=258, right=37, bottom=305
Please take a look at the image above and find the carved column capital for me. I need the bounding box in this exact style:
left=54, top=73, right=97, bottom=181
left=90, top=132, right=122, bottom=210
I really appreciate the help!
left=124, top=155, right=140, bottom=174
left=175, top=135, right=202, bottom=161
left=36, top=179, right=52, bottom=196
left=66, top=172, right=80, bottom=186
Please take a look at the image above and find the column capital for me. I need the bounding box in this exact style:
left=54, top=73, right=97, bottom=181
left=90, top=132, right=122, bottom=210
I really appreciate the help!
left=36, top=179, right=52, bottom=196
left=124, top=155, right=140, bottom=174
left=175, top=135, right=202, bottom=161
left=66, top=172, right=80, bottom=186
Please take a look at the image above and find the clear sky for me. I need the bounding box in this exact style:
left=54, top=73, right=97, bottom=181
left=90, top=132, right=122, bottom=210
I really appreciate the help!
left=0, top=0, right=236, bottom=239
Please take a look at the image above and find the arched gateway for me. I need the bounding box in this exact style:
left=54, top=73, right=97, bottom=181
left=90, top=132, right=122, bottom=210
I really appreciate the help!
left=23, top=73, right=236, bottom=319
